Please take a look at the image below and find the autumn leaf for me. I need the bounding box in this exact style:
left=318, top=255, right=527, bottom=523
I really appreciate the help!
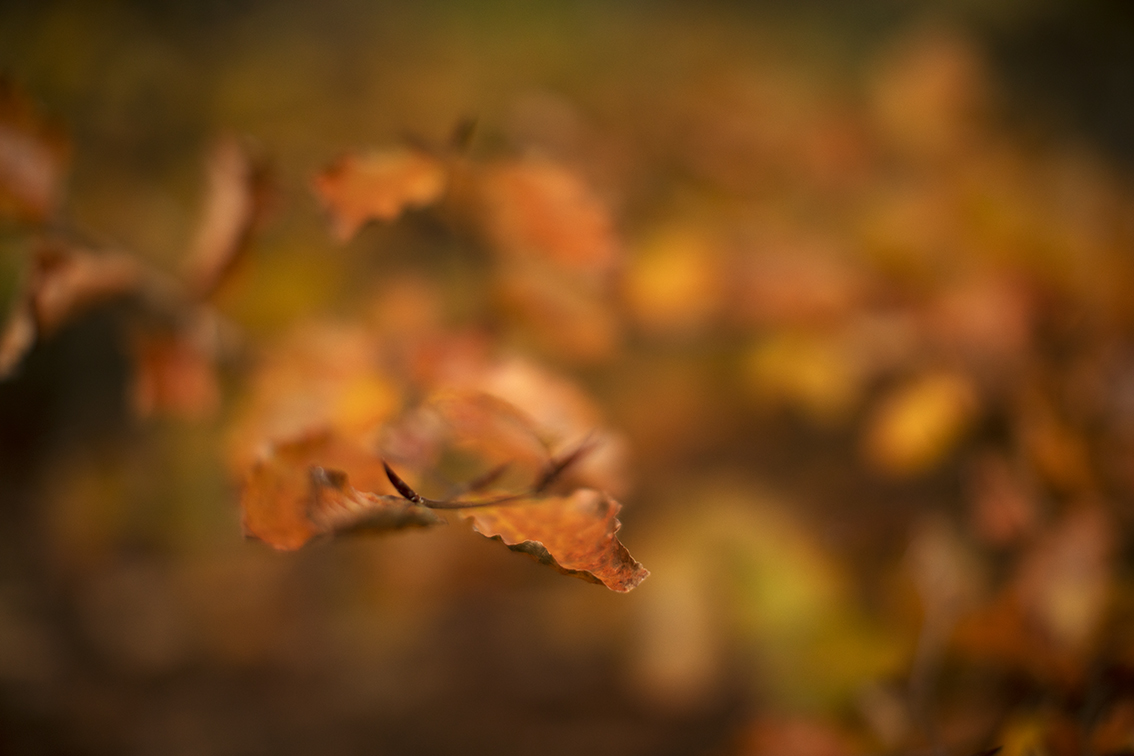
left=182, top=135, right=272, bottom=300
left=743, top=331, right=865, bottom=423
left=625, top=226, right=722, bottom=334
left=0, top=241, right=145, bottom=378
left=0, top=76, right=70, bottom=224
left=130, top=323, right=222, bottom=419
left=477, top=156, right=619, bottom=274
left=730, top=244, right=866, bottom=328
left=313, top=146, right=447, bottom=242
left=240, top=431, right=432, bottom=550
left=862, top=371, right=980, bottom=475
left=459, top=489, right=648, bottom=592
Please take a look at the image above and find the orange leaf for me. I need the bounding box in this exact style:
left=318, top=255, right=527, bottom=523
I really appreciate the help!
left=313, top=147, right=447, bottom=242
left=478, top=157, right=619, bottom=274
left=182, top=136, right=272, bottom=300
left=460, top=489, right=648, bottom=592
left=240, top=432, right=432, bottom=550
left=131, top=326, right=221, bottom=420
left=0, top=242, right=144, bottom=379
left=862, top=371, right=979, bottom=475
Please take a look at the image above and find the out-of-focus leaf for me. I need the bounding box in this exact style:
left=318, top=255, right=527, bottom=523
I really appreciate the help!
left=227, top=322, right=399, bottom=469
left=459, top=488, right=648, bottom=592
left=131, top=325, right=221, bottom=419
left=1015, top=506, right=1112, bottom=652
left=426, top=389, right=551, bottom=483
left=869, top=27, right=989, bottom=158
left=0, top=241, right=144, bottom=378
left=1090, top=698, right=1134, bottom=756
left=431, top=354, right=628, bottom=495
left=17, top=242, right=144, bottom=334
left=182, top=136, right=272, bottom=300
left=862, top=371, right=980, bottom=475
left=730, top=244, right=866, bottom=328
left=955, top=507, right=1113, bottom=686
left=625, top=226, right=721, bottom=335
left=0, top=77, right=70, bottom=224
left=477, top=156, right=619, bottom=275
left=313, top=146, right=447, bottom=242
left=0, top=303, right=35, bottom=378
left=744, top=331, right=864, bottom=423
left=926, top=272, right=1035, bottom=367
left=306, top=465, right=443, bottom=535
left=495, top=262, right=621, bottom=362
left=1017, top=391, right=1095, bottom=494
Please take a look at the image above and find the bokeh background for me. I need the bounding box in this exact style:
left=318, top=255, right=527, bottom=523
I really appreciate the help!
left=3, top=1, right=1134, bottom=754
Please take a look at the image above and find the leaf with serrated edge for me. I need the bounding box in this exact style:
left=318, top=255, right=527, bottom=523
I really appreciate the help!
left=460, top=489, right=648, bottom=592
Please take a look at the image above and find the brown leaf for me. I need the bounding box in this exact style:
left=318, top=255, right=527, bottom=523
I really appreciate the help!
left=240, top=431, right=419, bottom=550
left=24, top=242, right=144, bottom=334
left=0, top=242, right=144, bottom=379
left=0, top=77, right=70, bottom=224
left=131, top=325, right=221, bottom=420
left=478, top=157, right=619, bottom=274
left=459, top=489, right=648, bottom=592
left=313, top=146, right=447, bottom=242
left=443, top=355, right=628, bottom=495
left=182, top=136, right=272, bottom=300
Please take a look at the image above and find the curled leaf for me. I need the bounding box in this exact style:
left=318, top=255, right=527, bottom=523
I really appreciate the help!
left=0, top=242, right=144, bottom=379
left=313, top=146, right=447, bottom=241
left=183, top=136, right=272, bottom=300
left=459, top=489, right=649, bottom=592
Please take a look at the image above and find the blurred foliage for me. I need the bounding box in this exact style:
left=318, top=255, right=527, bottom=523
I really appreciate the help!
left=3, top=1, right=1134, bottom=755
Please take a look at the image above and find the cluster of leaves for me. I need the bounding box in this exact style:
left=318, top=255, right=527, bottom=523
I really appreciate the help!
left=0, top=76, right=269, bottom=417
left=0, top=76, right=646, bottom=593
left=8, top=16, right=1134, bottom=754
